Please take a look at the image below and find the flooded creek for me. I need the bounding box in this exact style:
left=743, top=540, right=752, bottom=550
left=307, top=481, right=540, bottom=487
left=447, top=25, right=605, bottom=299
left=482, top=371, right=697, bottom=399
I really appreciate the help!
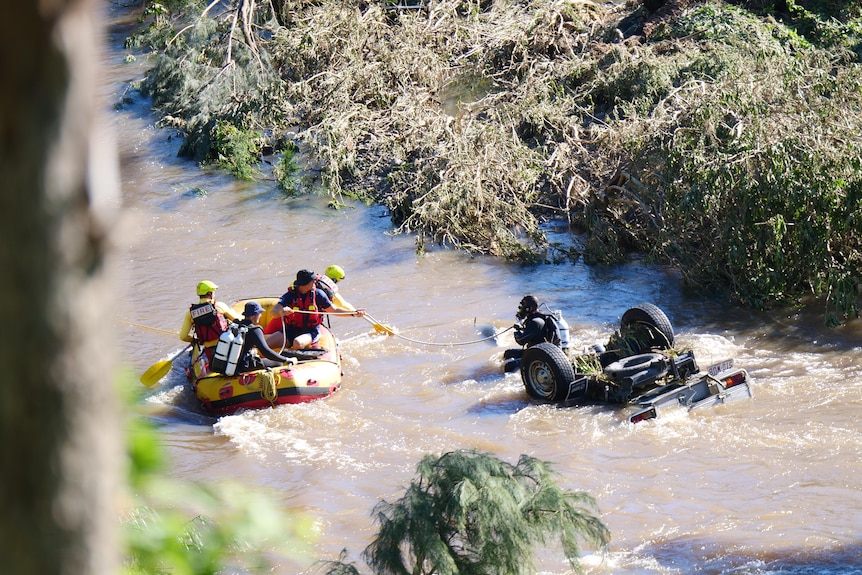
left=104, top=4, right=862, bottom=574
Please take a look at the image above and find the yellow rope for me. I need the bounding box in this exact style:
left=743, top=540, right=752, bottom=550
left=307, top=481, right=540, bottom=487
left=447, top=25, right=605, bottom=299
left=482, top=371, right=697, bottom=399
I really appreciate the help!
left=118, top=319, right=176, bottom=336
left=363, top=313, right=513, bottom=347
left=260, top=369, right=279, bottom=404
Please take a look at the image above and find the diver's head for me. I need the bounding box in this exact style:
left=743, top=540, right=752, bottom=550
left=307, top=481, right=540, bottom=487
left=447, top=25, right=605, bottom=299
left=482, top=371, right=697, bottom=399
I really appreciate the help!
left=516, top=295, right=538, bottom=320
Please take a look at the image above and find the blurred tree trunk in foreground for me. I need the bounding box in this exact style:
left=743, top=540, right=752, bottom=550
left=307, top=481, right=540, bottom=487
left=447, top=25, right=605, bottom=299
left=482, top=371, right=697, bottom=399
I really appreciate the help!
left=0, top=1, right=121, bottom=574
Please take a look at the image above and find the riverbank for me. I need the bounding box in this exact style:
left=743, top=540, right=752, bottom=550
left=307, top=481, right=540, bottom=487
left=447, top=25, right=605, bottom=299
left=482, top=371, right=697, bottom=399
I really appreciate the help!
left=123, top=0, right=861, bottom=323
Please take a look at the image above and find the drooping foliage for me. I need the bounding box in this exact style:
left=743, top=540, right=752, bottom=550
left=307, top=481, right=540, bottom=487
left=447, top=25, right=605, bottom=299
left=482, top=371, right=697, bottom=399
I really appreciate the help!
left=325, top=450, right=610, bottom=575
left=127, top=0, right=289, bottom=179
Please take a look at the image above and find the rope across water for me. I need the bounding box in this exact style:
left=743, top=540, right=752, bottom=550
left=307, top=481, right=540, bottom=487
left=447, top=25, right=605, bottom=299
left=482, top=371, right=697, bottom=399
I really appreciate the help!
left=363, top=313, right=512, bottom=347
left=119, top=320, right=176, bottom=336
left=288, top=309, right=514, bottom=347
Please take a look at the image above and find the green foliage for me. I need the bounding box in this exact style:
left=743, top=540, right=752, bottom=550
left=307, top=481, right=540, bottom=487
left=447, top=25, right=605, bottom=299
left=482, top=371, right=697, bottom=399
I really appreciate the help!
left=123, top=394, right=312, bottom=574
left=598, top=56, right=683, bottom=119
left=657, top=135, right=862, bottom=321
left=574, top=352, right=603, bottom=376
left=326, top=450, right=609, bottom=575
left=783, top=0, right=862, bottom=58
left=210, top=120, right=263, bottom=180
left=578, top=2, right=862, bottom=322
left=319, top=549, right=363, bottom=575
left=275, top=141, right=300, bottom=193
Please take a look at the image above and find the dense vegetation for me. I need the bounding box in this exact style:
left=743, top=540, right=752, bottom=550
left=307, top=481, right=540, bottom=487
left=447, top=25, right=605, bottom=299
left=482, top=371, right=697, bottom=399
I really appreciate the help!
left=127, top=0, right=862, bottom=324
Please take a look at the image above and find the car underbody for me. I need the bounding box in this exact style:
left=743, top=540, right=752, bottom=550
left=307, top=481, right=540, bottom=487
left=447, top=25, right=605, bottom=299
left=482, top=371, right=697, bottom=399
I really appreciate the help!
left=517, top=304, right=754, bottom=423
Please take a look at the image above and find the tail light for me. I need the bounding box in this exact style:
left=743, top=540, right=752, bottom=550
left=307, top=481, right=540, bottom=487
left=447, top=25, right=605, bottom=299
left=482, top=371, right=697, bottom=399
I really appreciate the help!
left=723, top=371, right=747, bottom=388
left=630, top=408, right=656, bottom=424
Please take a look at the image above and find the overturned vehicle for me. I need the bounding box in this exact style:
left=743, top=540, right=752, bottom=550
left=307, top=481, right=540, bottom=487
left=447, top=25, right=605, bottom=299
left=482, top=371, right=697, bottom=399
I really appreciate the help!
left=518, top=304, right=754, bottom=423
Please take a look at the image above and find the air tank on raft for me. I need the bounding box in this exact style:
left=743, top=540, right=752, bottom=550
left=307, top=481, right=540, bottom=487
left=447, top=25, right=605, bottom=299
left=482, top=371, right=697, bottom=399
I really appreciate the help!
left=225, top=327, right=244, bottom=376
left=211, top=329, right=234, bottom=373
left=211, top=324, right=246, bottom=376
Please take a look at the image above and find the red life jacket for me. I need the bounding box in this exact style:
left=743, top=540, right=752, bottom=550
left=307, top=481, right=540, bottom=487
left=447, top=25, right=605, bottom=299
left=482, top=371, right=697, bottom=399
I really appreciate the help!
left=282, top=288, right=322, bottom=328
left=190, top=299, right=229, bottom=344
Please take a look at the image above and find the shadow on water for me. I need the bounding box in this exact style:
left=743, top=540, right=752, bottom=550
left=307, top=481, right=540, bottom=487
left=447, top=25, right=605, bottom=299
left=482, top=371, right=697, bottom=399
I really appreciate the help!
left=466, top=394, right=529, bottom=417
left=641, top=537, right=862, bottom=575
left=678, top=297, right=862, bottom=354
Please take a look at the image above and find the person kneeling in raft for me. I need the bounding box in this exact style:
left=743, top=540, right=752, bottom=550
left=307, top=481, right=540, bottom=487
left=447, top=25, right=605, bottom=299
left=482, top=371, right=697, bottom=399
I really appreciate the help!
left=264, top=268, right=366, bottom=350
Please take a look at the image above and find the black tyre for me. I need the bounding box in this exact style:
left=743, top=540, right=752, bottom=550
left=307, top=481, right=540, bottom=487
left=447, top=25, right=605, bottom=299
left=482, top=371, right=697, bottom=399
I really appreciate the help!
left=604, top=353, right=665, bottom=379
left=520, top=342, right=575, bottom=402
left=620, top=303, right=674, bottom=349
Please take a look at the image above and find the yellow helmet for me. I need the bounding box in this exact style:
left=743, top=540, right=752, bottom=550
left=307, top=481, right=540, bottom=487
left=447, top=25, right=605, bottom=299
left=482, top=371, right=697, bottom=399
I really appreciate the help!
left=325, top=265, right=346, bottom=282
left=196, top=280, right=218, bottom=296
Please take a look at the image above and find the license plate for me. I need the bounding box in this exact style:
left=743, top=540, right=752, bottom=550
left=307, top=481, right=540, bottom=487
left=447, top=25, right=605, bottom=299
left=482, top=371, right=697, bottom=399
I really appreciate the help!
left=567, top=376, right=587, bottom=398
left=707, top=359, right=734, bottom=376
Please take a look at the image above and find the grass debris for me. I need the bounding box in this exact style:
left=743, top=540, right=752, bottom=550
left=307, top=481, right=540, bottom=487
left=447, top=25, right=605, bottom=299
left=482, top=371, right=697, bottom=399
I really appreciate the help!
left=127, top=0, right=862, bottom=323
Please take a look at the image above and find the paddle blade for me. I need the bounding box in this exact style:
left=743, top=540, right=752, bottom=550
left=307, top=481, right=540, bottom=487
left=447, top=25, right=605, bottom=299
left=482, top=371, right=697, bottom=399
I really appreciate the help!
left=140, top=359, right=172, bottom=387
left=372, top=322, right=396, bottom=336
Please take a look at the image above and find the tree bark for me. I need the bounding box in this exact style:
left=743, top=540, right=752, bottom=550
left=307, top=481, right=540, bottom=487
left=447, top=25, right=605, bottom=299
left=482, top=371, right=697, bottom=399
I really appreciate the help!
left=0, top=1, right=120, bottom=574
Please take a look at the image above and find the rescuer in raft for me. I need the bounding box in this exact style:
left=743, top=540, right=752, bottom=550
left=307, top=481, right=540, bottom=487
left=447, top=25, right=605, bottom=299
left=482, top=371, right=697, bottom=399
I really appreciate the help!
left=178, top=280, right=241, bottom=362
left=316, top=264, right=355, bottom=310
left=264, top=269, right=366, bottom=350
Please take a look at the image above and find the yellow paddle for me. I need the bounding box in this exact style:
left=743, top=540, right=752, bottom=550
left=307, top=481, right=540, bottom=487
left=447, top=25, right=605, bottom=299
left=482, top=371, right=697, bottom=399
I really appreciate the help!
left=140, top=344, right=192, bottom=387
left=362, top=314, right=396, bottom=336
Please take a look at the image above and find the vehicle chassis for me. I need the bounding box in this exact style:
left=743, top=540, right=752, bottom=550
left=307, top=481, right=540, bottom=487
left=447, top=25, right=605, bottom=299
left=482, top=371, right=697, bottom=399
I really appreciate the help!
left=518, top=304, right=753, bottom=423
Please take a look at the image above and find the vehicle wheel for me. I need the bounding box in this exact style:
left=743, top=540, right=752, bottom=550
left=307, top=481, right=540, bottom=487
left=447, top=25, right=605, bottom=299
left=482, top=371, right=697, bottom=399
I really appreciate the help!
left=604, top=353, right=666, bottom=379
left=620, top=303, right=674, bottom=349
left=520, top=342, right=575, bottom=402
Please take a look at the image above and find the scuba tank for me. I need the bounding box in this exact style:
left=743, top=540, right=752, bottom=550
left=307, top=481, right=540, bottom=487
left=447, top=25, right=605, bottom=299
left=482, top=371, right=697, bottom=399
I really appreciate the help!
left=210, top=323, right=247, bottom=375
left=210, top=328, right=235, bottom=373
left=554, top=310, right=570, bottom=353
left=224, top=325, right=246, bottom=377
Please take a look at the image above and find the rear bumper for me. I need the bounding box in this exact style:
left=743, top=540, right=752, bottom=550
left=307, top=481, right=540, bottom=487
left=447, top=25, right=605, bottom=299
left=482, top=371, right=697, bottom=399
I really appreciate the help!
left=627, top=369, right=753, bottom=423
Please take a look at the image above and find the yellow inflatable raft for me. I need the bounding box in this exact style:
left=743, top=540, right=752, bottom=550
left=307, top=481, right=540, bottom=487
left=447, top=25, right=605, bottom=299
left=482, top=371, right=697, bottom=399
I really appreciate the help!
left=188, top=297, right=343, bottom=416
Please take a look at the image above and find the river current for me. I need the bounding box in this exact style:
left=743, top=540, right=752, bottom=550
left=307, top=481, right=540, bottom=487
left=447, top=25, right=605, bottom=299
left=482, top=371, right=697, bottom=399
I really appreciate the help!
left=105, top=4, right=862, bottom=574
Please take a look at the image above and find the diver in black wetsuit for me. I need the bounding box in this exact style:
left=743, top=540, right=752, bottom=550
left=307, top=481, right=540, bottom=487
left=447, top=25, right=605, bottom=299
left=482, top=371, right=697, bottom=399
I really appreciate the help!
left=504, top=295, right=561, bottom=372
left=235, top=301, right=291, bottom=373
